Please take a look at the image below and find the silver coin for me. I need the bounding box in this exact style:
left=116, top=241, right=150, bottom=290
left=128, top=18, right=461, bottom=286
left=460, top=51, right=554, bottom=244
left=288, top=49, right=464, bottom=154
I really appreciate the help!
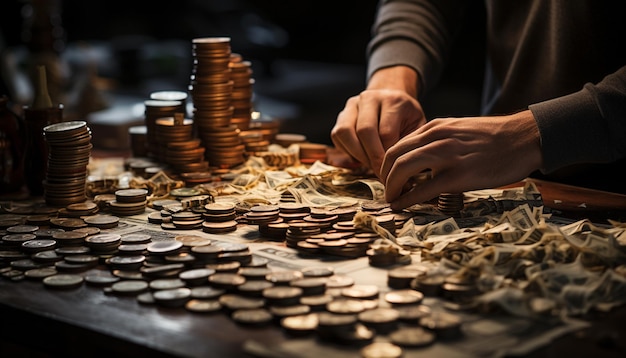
left=43, top=274, right=84, bottom=289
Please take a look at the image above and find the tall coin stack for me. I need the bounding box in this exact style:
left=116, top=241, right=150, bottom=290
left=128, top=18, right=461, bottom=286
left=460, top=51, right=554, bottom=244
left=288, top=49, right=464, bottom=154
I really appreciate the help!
left=42, top=121, right=92, bottom=206
left=190, top=37, right=246, bottom=169
left=228, top=54, right=254, bottom=131
left=144, top=99, right=186, bottom=160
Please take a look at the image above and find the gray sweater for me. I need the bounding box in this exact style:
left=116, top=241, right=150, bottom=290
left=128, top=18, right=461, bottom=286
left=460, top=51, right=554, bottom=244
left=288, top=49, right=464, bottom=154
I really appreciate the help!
left=368, top=0, right=626, bottom=191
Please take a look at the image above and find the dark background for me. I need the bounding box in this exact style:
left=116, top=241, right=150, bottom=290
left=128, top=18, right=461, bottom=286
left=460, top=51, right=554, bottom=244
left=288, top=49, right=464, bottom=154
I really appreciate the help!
left=0, top=0, right=485, bottom=145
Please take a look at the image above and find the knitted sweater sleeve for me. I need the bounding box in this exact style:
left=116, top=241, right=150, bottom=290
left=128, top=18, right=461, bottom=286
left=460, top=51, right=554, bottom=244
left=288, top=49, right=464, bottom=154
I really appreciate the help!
left=366, top=0, right=469, bottom=96
left=529, top=65, right=626, bottom=173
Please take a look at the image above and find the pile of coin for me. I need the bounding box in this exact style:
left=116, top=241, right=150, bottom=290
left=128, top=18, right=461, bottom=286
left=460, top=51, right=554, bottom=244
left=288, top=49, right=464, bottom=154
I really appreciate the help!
left=0, top=211, right=470, bottom=356
left=43, top=121, right=92, bottom=206
left=190, top=37, right=246, bottom=168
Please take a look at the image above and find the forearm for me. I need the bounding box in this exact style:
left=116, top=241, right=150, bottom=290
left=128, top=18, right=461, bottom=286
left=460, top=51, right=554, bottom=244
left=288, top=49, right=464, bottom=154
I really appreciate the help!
left=529, top=65, right=626, bottom=172
left=367, top=66, right=420, bottom=99
left=367, top=0, right=470, bottom=97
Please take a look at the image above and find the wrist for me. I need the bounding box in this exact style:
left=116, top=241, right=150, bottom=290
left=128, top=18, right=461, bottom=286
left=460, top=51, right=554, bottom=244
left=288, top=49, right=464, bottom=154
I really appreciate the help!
left=367, top=66, right=419, bottom=98
left=514, top=110, right=543, bottom=171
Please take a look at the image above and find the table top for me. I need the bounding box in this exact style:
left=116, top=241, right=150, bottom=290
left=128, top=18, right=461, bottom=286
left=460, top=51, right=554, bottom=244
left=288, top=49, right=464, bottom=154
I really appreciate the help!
left=2, top=176, right=626, bottom=358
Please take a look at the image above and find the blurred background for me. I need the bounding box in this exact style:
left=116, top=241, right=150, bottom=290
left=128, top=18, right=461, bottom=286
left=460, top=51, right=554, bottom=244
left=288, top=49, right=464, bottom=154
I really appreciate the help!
left=0, top=0, right=485, bottom=148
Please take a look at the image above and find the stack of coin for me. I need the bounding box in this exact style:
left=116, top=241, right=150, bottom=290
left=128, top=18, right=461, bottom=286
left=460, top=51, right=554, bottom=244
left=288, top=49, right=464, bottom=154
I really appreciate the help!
left=169, top=211, right=203, bottom=231
left=438, top=193, right=465, bottom=217
left=228, top=56, right=254, bottom=131
left=201, top=124, right=246, bottom=169
left=278, top=203, right=311, bottom=222
left=298, top=143, right=328, bottom=165
left=58, top=201, right=99, bottom=218
left=43, top=121, right=92, bottom=207
left=144, top=99, right=186, bottom=159
left=203, top=202, right=237, bottom=222
left=156, top=114, right=209, bottom=173
left=239, top=130, right=270, bottom=156
left=285, top=222, right=321, bottom=249
left=311, top=206, right=357, bottom=222
left=84, top=233, right=121, bottom=255
left=248, top=114, right=280, bottom=143
left=109, top=189, right=148, bottom=216
left=274, top=133, right=307, bottom=148
left=150, top=90, right=189, bottom=115
left=244, top=204, right=280, bottom=226
left=153, top=113, right=193, bottom=161
left=190, top=37, right=246, bottom=169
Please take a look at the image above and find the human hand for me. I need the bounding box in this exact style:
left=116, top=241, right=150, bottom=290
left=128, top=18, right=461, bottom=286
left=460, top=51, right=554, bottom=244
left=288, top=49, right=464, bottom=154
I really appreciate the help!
left=331, top=66, right=425, bottom=177
left=331, top=89, right=425, bottom=177
left=380, top=110, right=543, bottom=210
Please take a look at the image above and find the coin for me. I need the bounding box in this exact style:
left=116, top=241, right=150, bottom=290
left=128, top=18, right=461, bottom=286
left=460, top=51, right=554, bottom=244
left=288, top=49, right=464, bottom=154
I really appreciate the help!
left=6, top=224, right=39, bottom=234
left=185, top=299, right=222, bottom=313
left=231, top=308, right=273, bottom=326
left=326, top=298, right=366, bottom=315
left=301, top=266, right=334, bottom=278
left=325, top=275, right=355, bottom=289
left=384, top=289, right=424, bottom=305
left=2, top=233, right=36, bottom=246
left=237, top=280, right=274, bottom=297
left=280, top=313, right=319, bottom=335
left=24, top=267, right=58, bottom=280
left=147, top=240, right=183, bottom=255
left=395, top=304, right=432, bottom=324
left=84, top=272, right=121, bottom=286
left=219, top=293, right=265, bottom=310
left=83, top=215, right=120, bottom=229
left=341, top=284, right=379, bottom=300
left=265, top=270, right=303, bottom=285
left=360, top=342, right=403, bottom=358
left=262, top=286, right=303, bottom=306
left=190, top=286, right=226, bottom=299
left=21, top=239, right=56, bottom=254
left=208, top=272, right=246, bottom=289
left=111, top=280, right=149, bottom=295
left=358, top=307, right=400, bottom=334
left=43, top=274, right=84, bottom=289
left=136, top=292, right=156, bottom=305
left=153, top=287, right=192, bottom=307
left=179, top=268, right=215, bottom=286
left=419, top=311, right=463, bottom=339
left=389, top=326, right=436, bottom=347
left=269, top=304, right=311, bottom=319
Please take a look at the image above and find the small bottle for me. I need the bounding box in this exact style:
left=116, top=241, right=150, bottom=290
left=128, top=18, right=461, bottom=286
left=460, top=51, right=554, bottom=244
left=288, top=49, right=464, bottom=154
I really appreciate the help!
left=0, top=95, right=26, bottom=194
left=23, top=65, right=63, bottom=196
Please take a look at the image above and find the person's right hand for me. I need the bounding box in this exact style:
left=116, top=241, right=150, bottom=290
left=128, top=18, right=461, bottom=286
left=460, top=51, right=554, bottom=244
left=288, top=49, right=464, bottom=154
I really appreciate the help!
left=330, top=66, right=426, bottom=177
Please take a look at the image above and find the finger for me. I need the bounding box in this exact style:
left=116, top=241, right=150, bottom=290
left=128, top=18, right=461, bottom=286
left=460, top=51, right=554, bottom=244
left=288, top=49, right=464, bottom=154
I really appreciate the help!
left=355, top=95, right=386, bottom=176
left=383, top=147, right=436, bottom=203
left=379, top=95, right=423, bottom=151
left=389, top=171, right=452, bottom=210
left=331, top=97, right=370, bottom=166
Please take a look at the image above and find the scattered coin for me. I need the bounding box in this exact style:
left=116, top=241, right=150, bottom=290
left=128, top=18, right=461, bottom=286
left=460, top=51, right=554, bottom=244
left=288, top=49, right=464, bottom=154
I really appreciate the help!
left=43, top=274, right=84, bottom=289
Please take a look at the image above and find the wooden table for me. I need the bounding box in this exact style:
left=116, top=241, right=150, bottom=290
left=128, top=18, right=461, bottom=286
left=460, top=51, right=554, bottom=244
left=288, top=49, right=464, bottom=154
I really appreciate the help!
left=2, top=178, right=626, bottom=358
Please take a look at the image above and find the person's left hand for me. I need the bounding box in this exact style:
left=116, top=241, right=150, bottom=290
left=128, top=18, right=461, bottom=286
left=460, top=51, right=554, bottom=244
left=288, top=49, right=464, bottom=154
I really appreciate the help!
left=380, top=110, right=543, bottom=210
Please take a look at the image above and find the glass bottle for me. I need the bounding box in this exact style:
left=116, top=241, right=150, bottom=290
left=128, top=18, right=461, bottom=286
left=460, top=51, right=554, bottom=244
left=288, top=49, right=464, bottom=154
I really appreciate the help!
left=0, top=95, right=26, bottom=194
left=23, top=65, right=63, bottom=196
